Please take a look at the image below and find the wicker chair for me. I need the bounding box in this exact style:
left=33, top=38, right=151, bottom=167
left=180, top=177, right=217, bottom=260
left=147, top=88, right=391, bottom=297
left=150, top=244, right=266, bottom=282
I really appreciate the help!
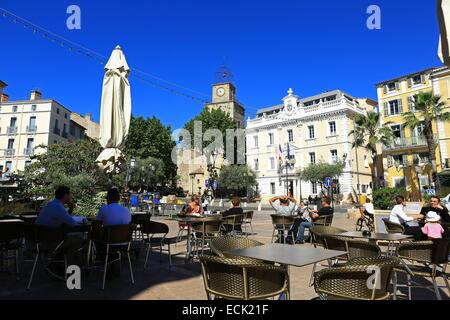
left=392, top=239, right=450, bottom=300
left=308, top=226, right=347, bottom=286
left=383, top=218, right=405, bottom=234
left=346, top=239, right=382, bottom=261
left=270, top=215, right=296, bottom=244
left=0, top=221, right=23, bottom=279
left=209, top=236, right=263, bottom=258
left=314, top=257, right=400, bottom=300
left=199, top=255, right=289, bottom=300
left=311, top=225, right=347, bottom=249
left=322, top=234, right=348, bottom=265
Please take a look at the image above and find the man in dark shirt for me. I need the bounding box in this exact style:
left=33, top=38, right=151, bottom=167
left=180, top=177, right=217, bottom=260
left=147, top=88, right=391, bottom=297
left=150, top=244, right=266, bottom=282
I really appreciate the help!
left=419, top=196, right=450, bottom=237
left=296, top=197, right=334, bottom=244
left=419, top=196, right=450, bottom=223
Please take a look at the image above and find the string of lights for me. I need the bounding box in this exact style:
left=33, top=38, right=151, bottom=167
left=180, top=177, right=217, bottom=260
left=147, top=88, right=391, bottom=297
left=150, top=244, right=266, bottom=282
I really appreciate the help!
left=0, top=7, right=210, bottom=104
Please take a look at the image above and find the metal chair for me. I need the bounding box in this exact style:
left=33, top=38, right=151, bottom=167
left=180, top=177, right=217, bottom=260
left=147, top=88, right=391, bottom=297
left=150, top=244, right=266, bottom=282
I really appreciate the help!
left=95, top=224, right=134, bottom=290
left=192, top=219, right=223, bottom=256
left=141, top=221, right=172, bottom=269
left=392, top=239, right=450, bottom=300
left=383, top=218, right=405, bottom=234
left=242, top=211, right=254, bottom=236
left=24, top=224, right=67, bottom=289
left=314, top=257, right=400, bottom=300
left=222, top=214, right=245, bottom=236
left=270, top=215, right=296, bottom=244
left=199, top=255, right=290, bottom=300
left=0, top=221, right=23, bottom=279
left=314, top=215, right=334, bottom=227
left=131, top=213, right=151, bottom=240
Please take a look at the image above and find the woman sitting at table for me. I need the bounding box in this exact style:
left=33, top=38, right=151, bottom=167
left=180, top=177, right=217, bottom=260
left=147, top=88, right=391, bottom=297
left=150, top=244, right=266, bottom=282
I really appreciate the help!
left=188, top=195, right=204, bottom=216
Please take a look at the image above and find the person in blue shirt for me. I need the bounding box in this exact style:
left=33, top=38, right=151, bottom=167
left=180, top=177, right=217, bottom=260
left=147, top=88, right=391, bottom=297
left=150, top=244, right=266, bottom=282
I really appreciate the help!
left=35, top=186, right=85, bottom=280
left=96, top=188, right=131, bottom=226
left=36, top=186, right=78, bottom=228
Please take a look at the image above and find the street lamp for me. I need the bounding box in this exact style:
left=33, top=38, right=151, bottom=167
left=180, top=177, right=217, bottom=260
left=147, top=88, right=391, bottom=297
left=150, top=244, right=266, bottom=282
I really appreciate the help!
left=126, top=158, right=136, bottom=188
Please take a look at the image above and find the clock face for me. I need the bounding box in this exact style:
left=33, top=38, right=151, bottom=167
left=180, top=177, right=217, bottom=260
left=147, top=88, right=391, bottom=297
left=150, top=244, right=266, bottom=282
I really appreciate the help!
left=287, top=104, right=293, bottom=112
left=216, top=88, right=226, bottom=97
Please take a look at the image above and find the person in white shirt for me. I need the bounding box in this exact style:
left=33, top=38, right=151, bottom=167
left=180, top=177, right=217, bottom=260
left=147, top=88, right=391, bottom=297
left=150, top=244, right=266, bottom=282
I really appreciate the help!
left=363, top=198, right=375, bottom=218
left=389, top=195, right=422, bottom=240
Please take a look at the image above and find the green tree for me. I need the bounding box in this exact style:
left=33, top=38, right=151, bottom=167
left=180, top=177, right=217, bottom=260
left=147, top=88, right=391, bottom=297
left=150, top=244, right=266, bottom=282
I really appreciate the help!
left=349, top=111, right=394, bottom=188
left=217, top=165, right=257, bottom=196
left=23, top=139, right=109, bottom=216
left=298, top=162, right=345, bottom=186
left=183, top=108, right=237, bottom=159
left=403, top=92, right=450, bottom=190
left=126, top=157, right=166, bottom=190
left=372, top=187, right=407, bottom=210
left=125, top=116, right=177, bottom=184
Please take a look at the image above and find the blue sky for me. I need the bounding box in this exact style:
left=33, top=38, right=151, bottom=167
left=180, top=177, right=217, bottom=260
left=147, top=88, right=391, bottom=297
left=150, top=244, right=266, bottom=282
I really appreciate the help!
left=0, top=0, right=444, bottom=130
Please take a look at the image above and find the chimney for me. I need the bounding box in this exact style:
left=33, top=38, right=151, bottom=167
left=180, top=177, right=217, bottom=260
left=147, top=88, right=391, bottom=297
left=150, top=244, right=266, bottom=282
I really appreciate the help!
left=30, top=90, right=42, bottom=101
left=85, top=112, right=92, bottom=121
left=1, top=93, right=9, bottom=103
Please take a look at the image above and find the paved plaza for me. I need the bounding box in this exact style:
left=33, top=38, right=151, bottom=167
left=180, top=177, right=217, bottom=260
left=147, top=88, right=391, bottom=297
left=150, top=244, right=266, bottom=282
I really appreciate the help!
left=1, top=208, right=449, bottom=300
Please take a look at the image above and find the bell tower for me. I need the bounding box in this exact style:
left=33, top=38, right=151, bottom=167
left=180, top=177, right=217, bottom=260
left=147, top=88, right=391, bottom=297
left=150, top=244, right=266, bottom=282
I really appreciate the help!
left=205, top=66, right=245, bottom=128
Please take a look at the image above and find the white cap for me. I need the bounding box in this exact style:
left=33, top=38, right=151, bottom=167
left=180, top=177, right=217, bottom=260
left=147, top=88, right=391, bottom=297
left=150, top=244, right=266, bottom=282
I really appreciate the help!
left=426, top=211, right=441, bottom=222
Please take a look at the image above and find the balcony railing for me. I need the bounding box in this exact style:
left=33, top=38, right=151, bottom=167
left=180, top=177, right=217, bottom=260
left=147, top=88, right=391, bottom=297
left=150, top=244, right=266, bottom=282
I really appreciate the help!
left=27, top=125, right=37, bottom=133
left=24, top=148, right=34, bottom=156
left=383, top=136, right=430, bottom=151
left=53, top=127, right=61, bottom=135
left=7, top=127, right=18, bottom=135
left=4, top=149, right=15, bottom=157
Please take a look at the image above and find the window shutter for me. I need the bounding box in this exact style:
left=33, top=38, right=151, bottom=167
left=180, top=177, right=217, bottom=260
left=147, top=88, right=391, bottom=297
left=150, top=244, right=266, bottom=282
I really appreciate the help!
left=421, top=74, right=426, bottom=84
left=395, top=82, right=400, bottom=91
left=398, top=99, right=403, bottom=113
left=407, top=78, right=412, bottom=88
left=384, top=102, right=389, bottom=117
left=387, top=156, right=393, bottom=167
left=383, top=85, right=387, bottom=94
left=402, top=155, right=408, bottom=165
left=408, top=96, right=414, bottom=111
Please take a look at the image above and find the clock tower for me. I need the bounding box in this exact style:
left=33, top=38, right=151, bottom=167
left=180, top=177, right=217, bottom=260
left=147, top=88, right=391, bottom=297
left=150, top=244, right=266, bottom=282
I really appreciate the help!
left=206, top=82, right=245, bottom=128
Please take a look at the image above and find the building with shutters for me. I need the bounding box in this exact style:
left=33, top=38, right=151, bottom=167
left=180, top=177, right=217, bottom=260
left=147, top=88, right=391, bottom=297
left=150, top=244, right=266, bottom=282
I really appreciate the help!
left=376, top=67, right=450, bottom=199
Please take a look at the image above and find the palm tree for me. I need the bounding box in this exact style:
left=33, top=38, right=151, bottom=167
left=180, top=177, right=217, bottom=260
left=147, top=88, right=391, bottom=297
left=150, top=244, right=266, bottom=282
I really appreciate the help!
left=403, top=92, right=450, bottom=191
left=349, top=111, right=394, bottom=189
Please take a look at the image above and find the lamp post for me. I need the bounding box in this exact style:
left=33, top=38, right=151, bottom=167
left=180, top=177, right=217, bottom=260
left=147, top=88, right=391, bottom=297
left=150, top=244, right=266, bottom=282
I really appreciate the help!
left=126, top=158, right=136, bottom=188
left=415, top=164, right=423, bottom=202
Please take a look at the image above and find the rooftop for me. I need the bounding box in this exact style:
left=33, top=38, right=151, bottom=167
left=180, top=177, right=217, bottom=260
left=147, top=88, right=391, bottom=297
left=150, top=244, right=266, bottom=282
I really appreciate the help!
left=375, top=67, right=440, bottom=87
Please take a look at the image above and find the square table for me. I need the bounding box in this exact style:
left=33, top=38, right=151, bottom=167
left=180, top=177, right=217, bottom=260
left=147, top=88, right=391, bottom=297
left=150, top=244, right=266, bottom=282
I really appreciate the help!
left=338, top=231, right=414, bottom=255
left=228, top=244, right=346, bottom=268
left=228, top=244, right=347, bottom=297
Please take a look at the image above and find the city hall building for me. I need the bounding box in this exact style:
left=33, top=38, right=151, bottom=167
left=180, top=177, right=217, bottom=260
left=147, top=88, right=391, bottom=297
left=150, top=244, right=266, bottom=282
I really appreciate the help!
left=246, top=89, right=376, bottom=202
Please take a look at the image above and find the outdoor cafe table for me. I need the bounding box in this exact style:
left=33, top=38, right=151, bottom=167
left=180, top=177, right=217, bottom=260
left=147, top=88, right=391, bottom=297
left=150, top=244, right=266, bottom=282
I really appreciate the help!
left=228, top=244, right=347, bottom=297
left=337, top=231, right=414, bottom=255
left=173, top=215, right=223, bottom=261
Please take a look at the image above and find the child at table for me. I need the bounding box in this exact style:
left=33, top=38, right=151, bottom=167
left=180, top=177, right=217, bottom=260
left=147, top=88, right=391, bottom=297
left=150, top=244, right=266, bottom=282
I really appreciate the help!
left=421, top=211, right=445, bottom=240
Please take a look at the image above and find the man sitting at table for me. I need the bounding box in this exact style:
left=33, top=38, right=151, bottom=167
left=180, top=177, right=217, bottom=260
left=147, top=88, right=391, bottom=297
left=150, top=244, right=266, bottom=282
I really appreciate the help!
left=296, top=197, right=334, bottom=244
left=96, top=188, right=131, bottom=226
left=35, top=186, right=85, bottom=280
left=269, top=195, right=297, bottom=243
left=389, top=195, right=422, bottom=240
left=419, top=196, right=450, bottom=223
left=36, top=186, right=78, bottom=228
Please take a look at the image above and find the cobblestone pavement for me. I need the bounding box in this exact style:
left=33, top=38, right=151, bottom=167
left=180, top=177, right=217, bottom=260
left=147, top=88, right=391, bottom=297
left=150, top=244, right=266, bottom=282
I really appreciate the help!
left=1, top=209, right=449, bottom=300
